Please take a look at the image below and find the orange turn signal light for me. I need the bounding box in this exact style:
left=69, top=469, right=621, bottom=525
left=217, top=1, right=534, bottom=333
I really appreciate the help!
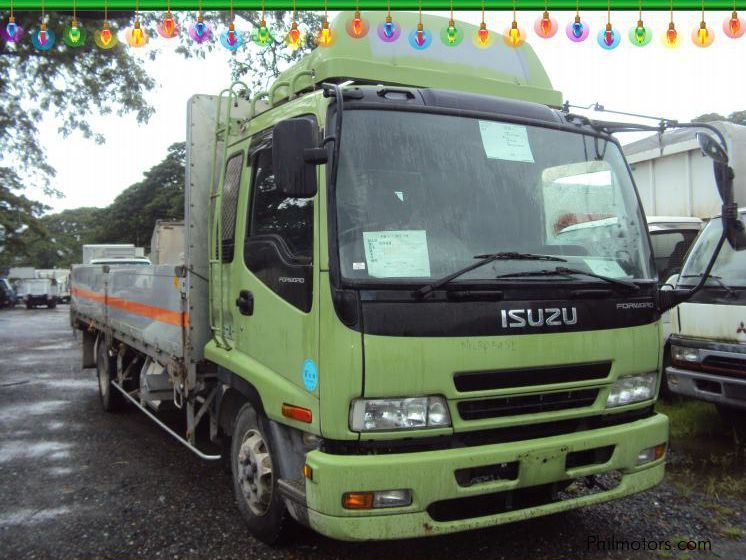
left=654, top=443, right=666, bottom=460
left=282, top=403, right=312, bottom=423
left=303, top=464, right=313, bottom=480
left=342, top=491, right=375, bottom=510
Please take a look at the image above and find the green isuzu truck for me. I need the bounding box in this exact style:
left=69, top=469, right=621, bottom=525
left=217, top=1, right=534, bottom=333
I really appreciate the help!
left=71, top=11, right=744, bottom=544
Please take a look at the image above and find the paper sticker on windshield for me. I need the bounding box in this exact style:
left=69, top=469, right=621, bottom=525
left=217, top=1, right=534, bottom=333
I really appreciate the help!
left=478, top=121, right=535, bottom=163
left=363, top=231, right=431, bottom=278
left=584, top=258, right=628, bottom=278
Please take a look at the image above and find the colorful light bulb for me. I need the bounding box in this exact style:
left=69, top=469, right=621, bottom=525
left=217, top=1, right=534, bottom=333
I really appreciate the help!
left=629, top=19, right=652, bottom=46
left=157, top=10, right=179, bottom=38
left=597, top=22, right=621, bottom=50
left=2, top=16, right=24, bottom=43
left=408, top=22, right=431, bottom=50
left=662, top=21, right=679, bottom=48
left=566, top=15, right=589, bottom=42
left=252, top=19, right=273, bottom=46
left=63, top=19, right=87, bottom=47
left=221, top=22, right=245, bottom=51
left=692, top=20, right=714, bottom=47
left=95, top=21, right=118, bottom=49
left=32, top=23, right=56, bottom=50
left=534, top=11, right=558, bottom=38
left=346, top=10, right=369, bottom=38
left=503, top=20, right=525, bottom=47
left=285, top=21, right=302, bottom=50
left=317, top=20, right=333, bottom=47
left=378, top=15, right=400, bottom=42
left=724, top=11, right=745, bottom=38
left=188, top=17, right=213, bottom=43
left=441, top=18, right=463, bottom=46
left=476, top=21, right=490, bottom=47
left=126, top=20, right=149, bottom=48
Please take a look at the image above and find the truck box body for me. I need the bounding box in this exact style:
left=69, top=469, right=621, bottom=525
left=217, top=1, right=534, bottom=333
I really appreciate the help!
left=625, top=122, right=746, bottom=219
left=23, top=278, right=58, bottom=308
left=150, top=220, right=185, bottom=265
left=71, top=12, right=671, bottom=543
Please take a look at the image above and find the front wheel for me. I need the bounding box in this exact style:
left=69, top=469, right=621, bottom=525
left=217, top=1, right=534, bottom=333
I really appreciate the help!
left=231, top=402, right=289, bottom=545
left=96, top=338, right=125, bottom=412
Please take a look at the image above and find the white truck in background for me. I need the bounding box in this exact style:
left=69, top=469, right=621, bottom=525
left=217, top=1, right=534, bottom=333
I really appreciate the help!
left=21, top=278, right=59, bottom=309
left=665, top=208, right=746, bottom=429
left=624, top=122, right=746, bottom=281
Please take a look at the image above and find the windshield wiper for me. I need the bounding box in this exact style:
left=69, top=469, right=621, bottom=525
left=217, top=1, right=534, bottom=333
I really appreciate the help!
left=416, top=252, right=567, bottom=297
left=680, top=274, right=738, bottom=297
left=494, top=266, right=640, bottom=293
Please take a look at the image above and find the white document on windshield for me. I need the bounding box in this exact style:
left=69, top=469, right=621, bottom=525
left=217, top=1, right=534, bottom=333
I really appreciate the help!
left=363, top=230, right=431, bottom=278
left=478, top=120, right=535, bottom=163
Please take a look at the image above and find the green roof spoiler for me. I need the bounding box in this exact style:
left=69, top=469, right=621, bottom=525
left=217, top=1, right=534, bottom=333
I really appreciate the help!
left=268, top=11, right=562, bottom=109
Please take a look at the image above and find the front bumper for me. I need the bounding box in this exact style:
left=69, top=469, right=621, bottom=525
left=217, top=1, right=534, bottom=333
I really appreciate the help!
left=666, top=366, right=746, bottom=409
left=302, top=412, right=667, bottom=541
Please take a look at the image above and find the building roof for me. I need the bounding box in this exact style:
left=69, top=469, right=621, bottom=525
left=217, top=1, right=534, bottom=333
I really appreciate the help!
left=623, top=121, right=746, bottom=159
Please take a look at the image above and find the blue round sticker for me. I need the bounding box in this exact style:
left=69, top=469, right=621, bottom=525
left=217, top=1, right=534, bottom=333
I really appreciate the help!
left=301, top=359, right=318, bottom=392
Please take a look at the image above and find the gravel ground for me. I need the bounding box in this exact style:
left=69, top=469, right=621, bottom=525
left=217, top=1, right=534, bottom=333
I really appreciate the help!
left=1, top=306, right=744, bottom=559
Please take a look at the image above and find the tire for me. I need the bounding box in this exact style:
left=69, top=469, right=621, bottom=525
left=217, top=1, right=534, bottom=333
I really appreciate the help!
left=48, top=302, right=56, bottom=309
left=231, top=402, right=289, bottom=545
left=96, top=339, right=125, bottom=412
left=26, top=302, right=32, bottom=310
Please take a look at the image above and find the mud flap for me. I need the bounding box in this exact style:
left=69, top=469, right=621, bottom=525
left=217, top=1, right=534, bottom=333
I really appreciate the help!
left=82, top=329, right=96, bottom=369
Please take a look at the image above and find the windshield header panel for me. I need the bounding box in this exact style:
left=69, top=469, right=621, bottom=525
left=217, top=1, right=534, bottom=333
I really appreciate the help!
left=333, top=107, right=653, bottom=289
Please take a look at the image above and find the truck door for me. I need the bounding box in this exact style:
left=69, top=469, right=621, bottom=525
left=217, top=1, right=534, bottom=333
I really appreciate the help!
left=214, top=146, right=250, bottom=343
left=230, top=122, right=319, bottom=398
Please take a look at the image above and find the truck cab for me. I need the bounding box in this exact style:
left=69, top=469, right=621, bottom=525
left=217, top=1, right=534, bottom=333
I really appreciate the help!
left=666, top=209, right=746, bottom=424
left=201, top=12, right=668, bottom=541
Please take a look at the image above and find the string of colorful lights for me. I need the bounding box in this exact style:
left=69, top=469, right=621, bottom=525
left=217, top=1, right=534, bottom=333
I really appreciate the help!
left=1, top=2, right=744, bottom=51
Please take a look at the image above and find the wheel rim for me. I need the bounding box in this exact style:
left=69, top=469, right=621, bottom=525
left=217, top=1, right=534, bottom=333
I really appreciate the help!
left=237, top=429, right=273, bottom=516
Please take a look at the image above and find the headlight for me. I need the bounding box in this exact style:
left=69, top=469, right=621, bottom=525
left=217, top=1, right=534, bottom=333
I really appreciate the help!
left=350, top=396, right=451, bottom=432
left=606, top=372, right=658, bottom=408
left=671, top=344, right=702, bottom=363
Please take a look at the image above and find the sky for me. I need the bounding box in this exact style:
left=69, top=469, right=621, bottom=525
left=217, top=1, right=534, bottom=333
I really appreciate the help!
left=31, top=9, right=745, bottom=213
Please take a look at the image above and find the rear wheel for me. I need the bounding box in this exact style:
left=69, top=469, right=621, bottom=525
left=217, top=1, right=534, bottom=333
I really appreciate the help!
left=48, top=301, right=56, bottom=309
left=26, top=302, right=32, bottom=310
left=231, top=402, right=289, bottom=545
left=96, top=339, right=125, bottom=412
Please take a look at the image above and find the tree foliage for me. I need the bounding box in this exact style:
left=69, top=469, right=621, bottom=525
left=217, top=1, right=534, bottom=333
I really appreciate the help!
left=8, top=143, right=186, bottom=268
left=0, top=10, right=321, bottom=265
left=693, top=111, right=746, bottom=126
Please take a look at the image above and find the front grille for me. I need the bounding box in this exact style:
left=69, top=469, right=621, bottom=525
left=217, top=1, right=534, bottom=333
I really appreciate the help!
left=427, top=471, right=622, bottom=522
left=454, top=362, right=611, bottom=392
left=458, top=388, right=599, bottom=420
left=701, top=355, right=746, bottom=378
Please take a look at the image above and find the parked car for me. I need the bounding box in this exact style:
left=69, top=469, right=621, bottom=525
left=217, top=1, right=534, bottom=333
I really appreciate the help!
left=0, top=278, right=17, bottom=308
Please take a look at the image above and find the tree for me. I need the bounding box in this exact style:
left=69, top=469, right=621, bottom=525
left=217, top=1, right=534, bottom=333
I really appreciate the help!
left=0, top=10, right=321, bottom=263
left=693, top=111, right=746, bottom=126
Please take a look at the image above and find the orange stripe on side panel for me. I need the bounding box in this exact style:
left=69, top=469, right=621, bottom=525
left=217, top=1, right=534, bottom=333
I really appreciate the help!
left=71, top=287, right=190, bottom=327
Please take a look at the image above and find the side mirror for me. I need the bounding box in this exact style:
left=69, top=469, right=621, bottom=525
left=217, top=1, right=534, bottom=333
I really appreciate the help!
left=696, top=132, right=728, bottom=165
left=273, top=118, right=324, bottom=198
left=696, top=132, right=746, bottom=251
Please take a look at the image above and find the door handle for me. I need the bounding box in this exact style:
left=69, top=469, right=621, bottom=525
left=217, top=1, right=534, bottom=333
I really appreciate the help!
left=235, top=290, right=254, bottom=316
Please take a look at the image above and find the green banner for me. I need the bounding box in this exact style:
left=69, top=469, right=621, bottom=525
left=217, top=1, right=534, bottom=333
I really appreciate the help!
left=0, top=1, right=738, bottom=11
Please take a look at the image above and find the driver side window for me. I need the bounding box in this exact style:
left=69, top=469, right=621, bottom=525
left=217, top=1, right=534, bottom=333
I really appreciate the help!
left=244, top=144, right=314, bottom=312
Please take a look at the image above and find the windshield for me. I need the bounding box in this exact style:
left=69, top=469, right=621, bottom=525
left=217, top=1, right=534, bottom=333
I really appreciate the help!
left=679, top=214, right=746, bottom=287
left=335, top=110, right=652, bottom=285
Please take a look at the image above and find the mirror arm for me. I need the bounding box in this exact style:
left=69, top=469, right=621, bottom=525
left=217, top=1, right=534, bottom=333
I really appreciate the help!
left=658, top=233, right=726, bottom=313
left=322, top=83, right=344, bottom=192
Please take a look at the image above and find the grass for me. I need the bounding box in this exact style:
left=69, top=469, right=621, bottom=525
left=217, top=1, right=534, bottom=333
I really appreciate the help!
left=656, top=399, right=726, bottom=440
left=721, top=526, right=744, bottom=540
